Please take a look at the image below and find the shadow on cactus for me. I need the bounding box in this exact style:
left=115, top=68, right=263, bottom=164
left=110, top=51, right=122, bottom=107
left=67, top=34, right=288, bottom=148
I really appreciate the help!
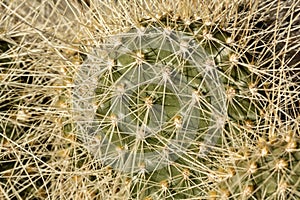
left=72, top=17, right=262, bottom=198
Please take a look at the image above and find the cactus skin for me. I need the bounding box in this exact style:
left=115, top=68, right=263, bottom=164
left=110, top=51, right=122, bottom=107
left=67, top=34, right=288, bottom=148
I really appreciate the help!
left=73, top=14, right=264, bottom=199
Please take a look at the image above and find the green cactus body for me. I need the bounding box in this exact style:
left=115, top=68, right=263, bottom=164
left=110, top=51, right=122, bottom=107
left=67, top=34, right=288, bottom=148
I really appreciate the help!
left=73, top=15, right=260, bottom=199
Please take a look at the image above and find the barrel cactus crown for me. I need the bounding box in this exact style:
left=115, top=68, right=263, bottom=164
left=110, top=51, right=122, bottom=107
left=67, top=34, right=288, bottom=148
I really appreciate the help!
left=73, top=13, right=261, bottom=199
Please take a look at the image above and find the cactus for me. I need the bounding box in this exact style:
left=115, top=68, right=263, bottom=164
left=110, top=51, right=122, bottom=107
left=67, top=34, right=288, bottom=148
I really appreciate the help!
left=0, top=0, right=299, bottom=199
left=72, top=8, right=267, bottom=199
left=212, top=132, right=300, bottom=199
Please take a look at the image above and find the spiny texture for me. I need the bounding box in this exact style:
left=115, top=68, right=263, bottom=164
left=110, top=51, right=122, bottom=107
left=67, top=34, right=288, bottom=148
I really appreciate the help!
left=0, top=0, right=299, bottom=199
left=72, top=17, right=261, bottom=199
